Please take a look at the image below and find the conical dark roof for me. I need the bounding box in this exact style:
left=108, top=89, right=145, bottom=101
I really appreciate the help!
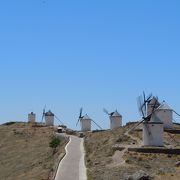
left=45, top=110, right=54, bottom=116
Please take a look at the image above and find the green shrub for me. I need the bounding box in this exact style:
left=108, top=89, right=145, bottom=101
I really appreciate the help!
left=3, top=122, right=16, bottom=126
left=49, top=136, right=61, bottom=149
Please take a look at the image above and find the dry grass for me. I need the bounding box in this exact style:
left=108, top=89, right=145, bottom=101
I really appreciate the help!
left=84, top=124, right=180, bottom=180
left=0, top=122, right=67, bottom=180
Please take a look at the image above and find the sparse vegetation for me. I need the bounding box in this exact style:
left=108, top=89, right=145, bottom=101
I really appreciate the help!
left=49, top=135, right=62, bottom=154
left=2, top=121, right=17, bottom=126
left=0, top=122, right=67, bottom=180
left=49, top=136, right=61, bottom=149
left=84, top=124, right=180, bottom=180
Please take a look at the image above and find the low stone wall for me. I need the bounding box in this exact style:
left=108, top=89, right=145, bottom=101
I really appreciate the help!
left=164, top=129, right=180, bottom=134
left=128, top=147, right=180, bottom=155
left=135, top=128, right=180, bottom=134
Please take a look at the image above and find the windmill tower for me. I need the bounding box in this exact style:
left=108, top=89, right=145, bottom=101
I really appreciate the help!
left=41, top=106, right=54, bottom=126
left=81, top=114, right=92, bottom=132
left=103, top=109, right=122, bottom=129
left=44, top=110, right=54, bottom=126
left=143, top=119, right=164, bottom=146
left=76, top=108, right=102, bottom=132
left=41, top=106, right=65, bottom=127
left=28, top=112, right=36, bottom=123
left=153, top=101, right=173, bottom=129
left=40, top=108, right=55, bottom=127
left=135, top=92, right=164, bottom=146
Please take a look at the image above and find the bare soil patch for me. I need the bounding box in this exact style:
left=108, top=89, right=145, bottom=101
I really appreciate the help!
left=0, top=122, right=67, bottom=180
left=84, top=124, right=180, bottom=180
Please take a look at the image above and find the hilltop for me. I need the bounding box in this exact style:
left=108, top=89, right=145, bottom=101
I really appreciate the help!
left=0, top=122, right=67, bottom=180
left=84, top=123, right=180, bottom=180
left=1, top=122, right=179, bottom=180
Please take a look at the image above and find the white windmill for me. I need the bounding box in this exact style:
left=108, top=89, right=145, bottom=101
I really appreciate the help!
left=152, top=101, right=180, bottom=129
left=76, top=108, right=102, bottom=132
left=28, top=112, right=36, bottom=123
left=152, top=101, right=173, bottom=129
left=103, top=109, right=122, bottom=129
left=41, top=105, right=54, bottom=126
left=140, top=93, right=164, bottom=146
left=45, top=110, right=55, bottom=126
left=41, top=106, right=65, bottom=127
left=130, top=92, right=164, bottom=147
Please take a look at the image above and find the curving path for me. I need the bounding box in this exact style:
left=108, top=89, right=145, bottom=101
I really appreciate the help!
left=55, top=135, right=87, bottom=180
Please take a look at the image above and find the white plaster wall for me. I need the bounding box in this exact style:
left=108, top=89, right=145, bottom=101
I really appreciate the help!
left=143, top=123, right=164, bottom=146
left=28, top=114, right=36, bottom=123
left=80, top=119, right=91, bottom=131
left=110, top=116, right=122, bottom=129
left=45, top=116, right=54, bottom=126
left=154, top=110, right=173, bottom=129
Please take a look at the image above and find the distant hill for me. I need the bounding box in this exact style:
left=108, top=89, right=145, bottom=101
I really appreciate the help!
left=0, top=122, right=67, bottom=180
left=84, top=123, right=180, bottom=180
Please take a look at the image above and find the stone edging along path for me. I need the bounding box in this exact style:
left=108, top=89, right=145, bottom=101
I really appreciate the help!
left=52, top=135, right=70, bottom=180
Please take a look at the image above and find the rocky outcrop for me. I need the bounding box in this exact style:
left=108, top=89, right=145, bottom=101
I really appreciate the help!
left=124, top=170, right=152, bottom=180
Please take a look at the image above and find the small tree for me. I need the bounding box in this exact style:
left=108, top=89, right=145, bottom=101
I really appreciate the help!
left=49, top=136, right=61, bottom=154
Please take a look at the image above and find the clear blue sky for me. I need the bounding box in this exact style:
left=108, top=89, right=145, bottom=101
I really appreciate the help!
left=0, top=0, right=180, bottom=129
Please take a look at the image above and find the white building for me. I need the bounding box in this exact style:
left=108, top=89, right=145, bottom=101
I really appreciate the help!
left=28, top=112, right=36, bottom=123
left=45, top=110, right=54, bottom=126
left=142, top=121, right=164, bottom=146
left=110, top=110, right=122, bottom=129
left=80, top=114, right=91, bottom=132
left=153, top=101, right=173, bottom=129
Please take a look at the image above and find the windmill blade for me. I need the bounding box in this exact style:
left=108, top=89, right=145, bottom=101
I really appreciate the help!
left=41, top=114, right=44, bottom=123
left=43, top=105, right=46, bottom=110
left=137, top=95, right=145, bottom=118
left=144, top=114, right=152, bottom=122
left=152, top=96, right=159, bottom=113
left=146, top=93, right=152, bottom=102
left=91, top=119, right=103, bottom=130
left=173, top=110, right=180, bottom=117
left=54, top=115, right=64, bottom=125
left=103, top=108, right=109, bottom=115
left=173, top=119, right=177, bottom=123
left=142, top=102, right=147, bottom=117
left=76, top=118, right=80, bottom=127
left=167, top=133, right=179, bottom=145
left=142, top=92, right=152, bottom=117
left=137, top=96, right=142, bottom=114
left=41, top=105, right=46, bottom=122
left=128, top=119, right=145, bottom=133
left=79, top=107, right=83, bottom=118
left=143, top=92, right=147, bottom=115
left=137, top=97, right=141, bottom=115
left=77, top=107, right=83, bottom=126
left=143, top=91, right=146, bottom=102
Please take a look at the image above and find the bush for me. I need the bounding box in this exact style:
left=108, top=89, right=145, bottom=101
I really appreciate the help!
left=3, top=122, right=16, bottom=126
left=49, top=136, right=61, bottom=149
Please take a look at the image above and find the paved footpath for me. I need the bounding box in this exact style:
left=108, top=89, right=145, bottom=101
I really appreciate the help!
left=55, top=135, right=87, bottom=180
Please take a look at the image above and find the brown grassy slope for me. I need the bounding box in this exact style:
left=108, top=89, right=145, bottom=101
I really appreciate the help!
left=84, top=124, right=180, bottom=180
left=0, top=122, right=67, bottom=180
